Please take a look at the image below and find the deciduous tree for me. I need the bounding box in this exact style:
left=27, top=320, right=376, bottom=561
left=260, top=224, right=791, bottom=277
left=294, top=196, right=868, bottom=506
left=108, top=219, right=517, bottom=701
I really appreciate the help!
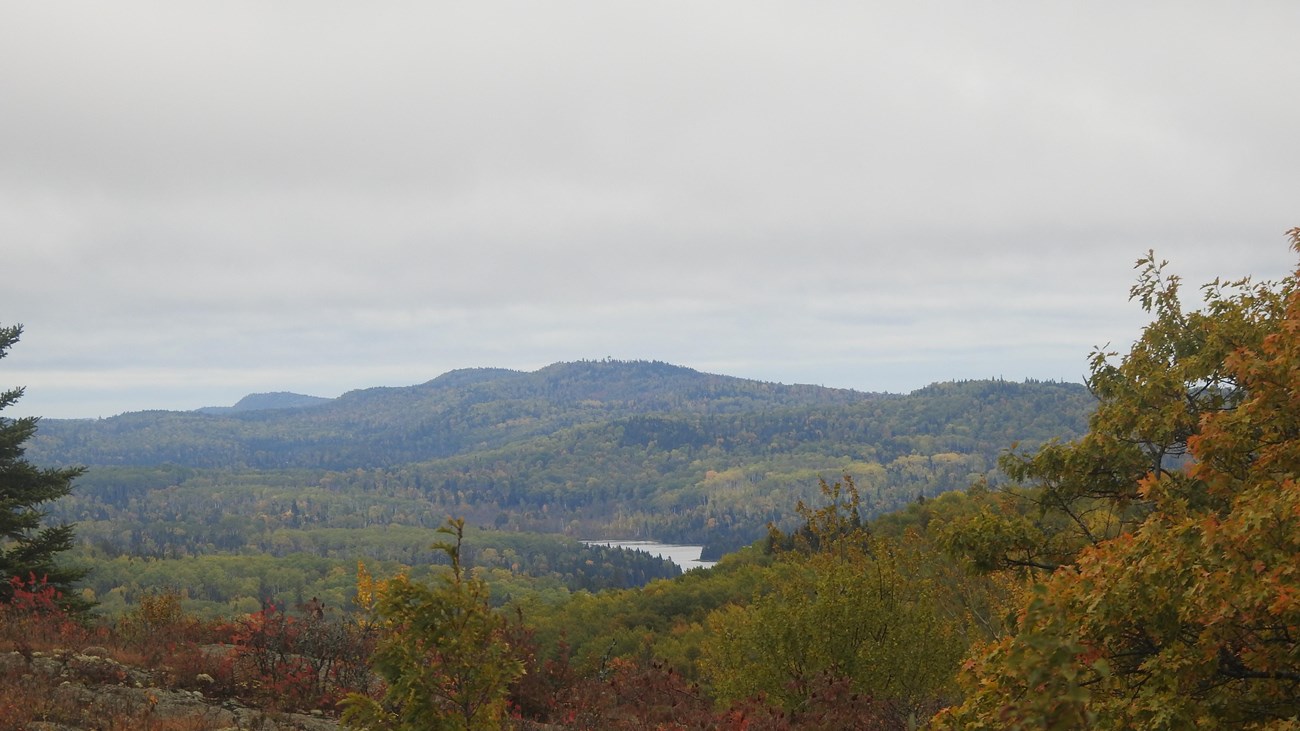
left=941, top=247, right=1289, bottom=576
left=341, top=518, right=523, bottom=731
left=935, top=230, right=1300, bottom=729
left=703, top=477, right=963, bottom=725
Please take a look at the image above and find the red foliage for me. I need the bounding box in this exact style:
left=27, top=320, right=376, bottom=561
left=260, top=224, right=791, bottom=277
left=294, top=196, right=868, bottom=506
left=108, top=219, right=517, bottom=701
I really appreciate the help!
left=228, top=602, right=376, bottom=712
left=0, top=574, right=87, bottom=653
left=8, top=573, right=61, bottom=612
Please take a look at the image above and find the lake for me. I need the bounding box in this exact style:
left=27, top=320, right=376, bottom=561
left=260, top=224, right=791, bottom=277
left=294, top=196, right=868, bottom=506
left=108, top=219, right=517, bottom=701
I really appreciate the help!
left=581, top=539, right=717, bottom=571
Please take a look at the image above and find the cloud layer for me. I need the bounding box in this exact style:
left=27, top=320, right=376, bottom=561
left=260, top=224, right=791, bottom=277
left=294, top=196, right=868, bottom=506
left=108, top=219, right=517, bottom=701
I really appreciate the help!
left=4, top=3, right=1297, bottom=418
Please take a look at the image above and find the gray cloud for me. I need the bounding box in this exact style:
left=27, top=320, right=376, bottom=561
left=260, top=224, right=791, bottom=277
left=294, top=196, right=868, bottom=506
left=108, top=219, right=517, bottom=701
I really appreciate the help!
left=3, top=2, right=1297, bottom=418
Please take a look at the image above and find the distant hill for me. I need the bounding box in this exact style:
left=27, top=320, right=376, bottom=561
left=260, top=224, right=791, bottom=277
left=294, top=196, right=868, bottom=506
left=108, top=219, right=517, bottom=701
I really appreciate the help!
left=29, top=360, right=883, bottom=469
left=34, top=361, right=1095, bottom=556
left=196, top=391, right=333, bottom=415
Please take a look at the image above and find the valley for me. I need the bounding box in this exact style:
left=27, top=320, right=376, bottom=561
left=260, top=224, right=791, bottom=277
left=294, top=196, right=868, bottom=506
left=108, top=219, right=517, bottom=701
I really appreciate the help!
left=29, top=361, right=1092, bottom=616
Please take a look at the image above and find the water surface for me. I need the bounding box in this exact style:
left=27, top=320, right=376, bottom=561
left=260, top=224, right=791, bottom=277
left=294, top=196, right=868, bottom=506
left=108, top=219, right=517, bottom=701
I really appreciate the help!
left=582, top=539, right=717, bottom=571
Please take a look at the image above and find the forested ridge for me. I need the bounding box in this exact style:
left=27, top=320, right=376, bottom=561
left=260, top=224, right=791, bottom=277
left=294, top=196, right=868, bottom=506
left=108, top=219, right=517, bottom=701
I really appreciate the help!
left=30, top=361, right=881, bottom=469
left=17, top=364, right=1093, bottom=625
left=37, top=372, right=1092, bottom=571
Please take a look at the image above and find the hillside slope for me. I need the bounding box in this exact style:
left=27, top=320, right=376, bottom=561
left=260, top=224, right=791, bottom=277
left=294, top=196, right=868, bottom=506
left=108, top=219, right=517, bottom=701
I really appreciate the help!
left=40, top=364, right=1095, bottom=563
left=31, top=360, right=879, bottom=469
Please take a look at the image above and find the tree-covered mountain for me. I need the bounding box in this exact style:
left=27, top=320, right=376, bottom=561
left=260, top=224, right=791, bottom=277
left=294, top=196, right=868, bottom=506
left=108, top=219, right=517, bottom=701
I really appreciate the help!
left=36, top=363, right=1094, bottom=568
left=31, top=360, right=881, bottom=470
left=196, top=391, right=333, bottom=415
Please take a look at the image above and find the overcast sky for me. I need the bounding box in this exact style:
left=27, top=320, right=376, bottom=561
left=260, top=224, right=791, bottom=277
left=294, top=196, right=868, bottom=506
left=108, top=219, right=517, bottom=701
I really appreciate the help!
left=3, top=2, right=1297, bottom=419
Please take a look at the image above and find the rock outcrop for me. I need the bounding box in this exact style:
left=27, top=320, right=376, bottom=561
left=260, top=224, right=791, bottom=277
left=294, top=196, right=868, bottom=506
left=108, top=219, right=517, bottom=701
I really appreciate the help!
left=1, top=649, right=340, bottom=731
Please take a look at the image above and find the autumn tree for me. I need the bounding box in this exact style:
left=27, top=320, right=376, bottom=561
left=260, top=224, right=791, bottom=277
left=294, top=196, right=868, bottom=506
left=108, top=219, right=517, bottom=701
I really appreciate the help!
left=0, top=324, right=86, bottom=608
left=341, top=518, right=523, bottom=731
left=934, top=230, right=1300, bottom=729
left=703, top=477, right=964, bottom=727
left=940, top=247, right=1289, bottom=576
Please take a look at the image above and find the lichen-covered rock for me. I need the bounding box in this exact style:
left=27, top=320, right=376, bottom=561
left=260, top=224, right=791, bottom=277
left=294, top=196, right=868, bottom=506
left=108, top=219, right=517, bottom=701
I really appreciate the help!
left=0, top=648, right=340, bottom=730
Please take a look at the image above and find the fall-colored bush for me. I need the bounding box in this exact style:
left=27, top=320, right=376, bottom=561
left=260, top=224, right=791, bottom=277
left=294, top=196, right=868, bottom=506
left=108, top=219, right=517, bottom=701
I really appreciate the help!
left=230, top=601, right=376, bottom=711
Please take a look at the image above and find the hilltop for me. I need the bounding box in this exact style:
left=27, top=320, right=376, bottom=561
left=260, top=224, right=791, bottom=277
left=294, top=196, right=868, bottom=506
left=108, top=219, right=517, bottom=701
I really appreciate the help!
left=196, top=391, right=333, bottom=415
left=32, top=362, right=1094, bottom=601
left=31, top=360, right=880, bottom=470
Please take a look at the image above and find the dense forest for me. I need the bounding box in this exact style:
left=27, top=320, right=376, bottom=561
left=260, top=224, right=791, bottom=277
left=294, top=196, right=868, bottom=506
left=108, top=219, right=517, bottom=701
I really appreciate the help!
left=9, top=238, right=1300, bottom=729
left=34, top=369, right=1092, bottom=549
left=28, top=370, right=1093, bottom=616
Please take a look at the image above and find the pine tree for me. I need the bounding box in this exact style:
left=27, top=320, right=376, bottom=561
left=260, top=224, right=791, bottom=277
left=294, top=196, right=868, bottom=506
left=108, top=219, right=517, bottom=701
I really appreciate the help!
left=0, top=324, right=87, bottom=608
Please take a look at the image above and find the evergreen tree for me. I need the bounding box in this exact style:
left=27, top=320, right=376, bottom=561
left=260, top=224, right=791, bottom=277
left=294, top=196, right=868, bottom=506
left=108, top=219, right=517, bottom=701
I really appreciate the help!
left=0, top=324, right=87, bottom=608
